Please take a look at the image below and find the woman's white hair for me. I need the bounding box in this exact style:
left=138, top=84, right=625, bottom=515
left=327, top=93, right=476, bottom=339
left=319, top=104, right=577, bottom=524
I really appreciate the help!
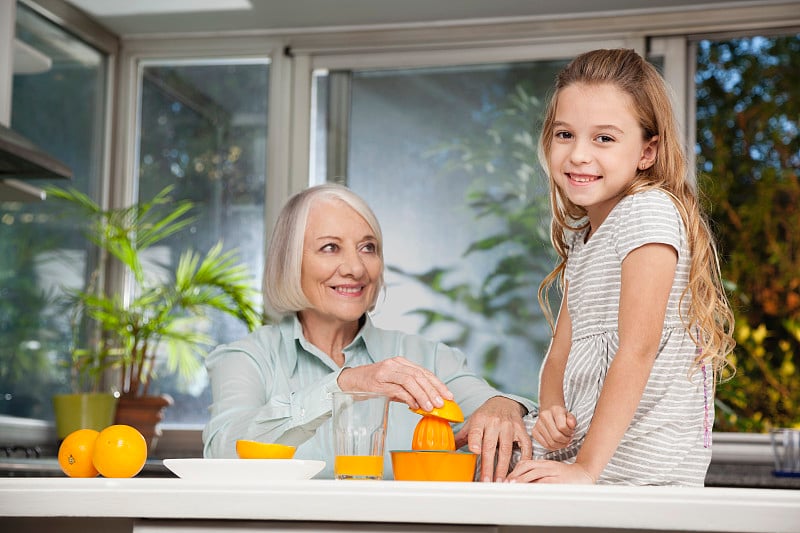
left=263, top=183, right=384, bottom=319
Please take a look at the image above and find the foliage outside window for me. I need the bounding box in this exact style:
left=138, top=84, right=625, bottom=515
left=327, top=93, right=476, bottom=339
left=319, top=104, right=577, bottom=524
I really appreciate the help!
left=696, top=33, right=800, bottom=431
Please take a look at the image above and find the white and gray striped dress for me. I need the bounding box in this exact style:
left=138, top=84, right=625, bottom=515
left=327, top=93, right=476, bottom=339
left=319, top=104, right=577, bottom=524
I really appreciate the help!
left=527, top=189, right=713, bottom=486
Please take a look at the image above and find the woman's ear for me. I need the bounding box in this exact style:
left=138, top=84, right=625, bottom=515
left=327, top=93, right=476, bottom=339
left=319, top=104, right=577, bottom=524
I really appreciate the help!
left=639, top=135, right=659, bottom=170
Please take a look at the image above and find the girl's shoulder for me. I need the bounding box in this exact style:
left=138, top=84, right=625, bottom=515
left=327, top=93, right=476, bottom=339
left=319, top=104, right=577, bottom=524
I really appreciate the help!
left=620, top=188, right=679, bottom=215
left=612, top=189, right=685, bottom=256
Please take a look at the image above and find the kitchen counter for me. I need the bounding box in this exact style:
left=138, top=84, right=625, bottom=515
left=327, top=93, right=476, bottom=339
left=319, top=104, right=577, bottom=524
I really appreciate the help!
left=1, top=477, right=798, bottom=533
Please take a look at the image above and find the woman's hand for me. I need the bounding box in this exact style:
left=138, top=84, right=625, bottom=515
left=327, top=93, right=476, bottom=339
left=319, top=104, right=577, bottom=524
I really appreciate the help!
left=506, top=459, right=595, bottom=484
left=337, top=357, right=453, bottom=412
left=531, top=405, right=577, bottom=451
left=454, top=396, right=530, bottom=483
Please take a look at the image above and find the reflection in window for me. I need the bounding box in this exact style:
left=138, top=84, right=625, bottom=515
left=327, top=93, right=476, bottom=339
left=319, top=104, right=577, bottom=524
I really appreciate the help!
left=135, top=61, right=269, bottom=423
left=313, top=61, right=570, bottom=398
left=1, top=5, right=106, bottom=419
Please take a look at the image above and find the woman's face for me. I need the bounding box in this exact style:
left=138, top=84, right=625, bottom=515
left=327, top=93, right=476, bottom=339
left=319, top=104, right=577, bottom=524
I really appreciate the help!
left=299, top=199, right=382, bottom=327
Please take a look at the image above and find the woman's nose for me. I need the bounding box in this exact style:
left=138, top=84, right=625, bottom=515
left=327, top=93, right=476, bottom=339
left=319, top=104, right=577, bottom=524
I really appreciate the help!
left=338, top=249, right=366, bottom=277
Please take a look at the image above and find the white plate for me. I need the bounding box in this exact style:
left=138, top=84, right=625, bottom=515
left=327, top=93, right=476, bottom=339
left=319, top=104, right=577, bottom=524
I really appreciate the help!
left=163, top=458, right=326, bottom=482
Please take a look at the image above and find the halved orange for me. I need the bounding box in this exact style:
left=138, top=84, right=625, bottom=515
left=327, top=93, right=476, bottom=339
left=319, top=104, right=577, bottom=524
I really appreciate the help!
left=235, top=440, right=296, bottom=459
left=410, top=399, right=464, bottom=423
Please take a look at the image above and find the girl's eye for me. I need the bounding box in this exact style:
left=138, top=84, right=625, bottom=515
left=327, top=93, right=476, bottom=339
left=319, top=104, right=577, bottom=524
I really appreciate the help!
left=596, top=134, right=615, bottom=143
left=555, top=131, right=572, bottom=140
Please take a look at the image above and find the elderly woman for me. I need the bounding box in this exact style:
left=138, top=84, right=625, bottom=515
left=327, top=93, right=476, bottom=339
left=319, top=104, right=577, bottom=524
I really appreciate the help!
left=202, top=183, right=535, bottom=481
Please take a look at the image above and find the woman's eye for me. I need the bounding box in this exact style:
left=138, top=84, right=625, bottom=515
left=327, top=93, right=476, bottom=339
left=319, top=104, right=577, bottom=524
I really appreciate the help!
left=361, top=242, right=377, bottom=253
left=321, top=243, right=338, bottom=252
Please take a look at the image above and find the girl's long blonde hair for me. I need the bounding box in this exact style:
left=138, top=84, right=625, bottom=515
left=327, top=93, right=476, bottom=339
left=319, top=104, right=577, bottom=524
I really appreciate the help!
left=537, top=48, right=735, bottom=378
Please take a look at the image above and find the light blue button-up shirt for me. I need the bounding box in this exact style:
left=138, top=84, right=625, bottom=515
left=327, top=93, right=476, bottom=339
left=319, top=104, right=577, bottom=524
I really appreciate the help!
left=202, top=314, right=534, bottom=479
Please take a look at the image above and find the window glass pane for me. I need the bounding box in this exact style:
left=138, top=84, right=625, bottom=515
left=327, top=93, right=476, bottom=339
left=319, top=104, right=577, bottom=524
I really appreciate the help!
left=695, top=32, right=800, bottom=432
left=1, top=5, right=106, bottom=419
left=136, top=60, right=268, bottom=424
left=314, top=61, right=569, bottom=398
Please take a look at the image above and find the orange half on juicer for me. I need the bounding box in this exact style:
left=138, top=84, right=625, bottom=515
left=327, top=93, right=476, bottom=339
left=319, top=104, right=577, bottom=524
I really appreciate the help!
left=410, top=399, right=464, bottom=451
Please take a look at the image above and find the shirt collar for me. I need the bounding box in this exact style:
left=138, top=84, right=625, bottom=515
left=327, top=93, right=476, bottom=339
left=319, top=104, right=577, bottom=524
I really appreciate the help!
left=280, top=313, right=376, bottom=371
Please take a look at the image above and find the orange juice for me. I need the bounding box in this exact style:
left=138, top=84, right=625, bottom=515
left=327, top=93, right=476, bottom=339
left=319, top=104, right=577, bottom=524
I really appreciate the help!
left=334, top=455, right=384, bottom=479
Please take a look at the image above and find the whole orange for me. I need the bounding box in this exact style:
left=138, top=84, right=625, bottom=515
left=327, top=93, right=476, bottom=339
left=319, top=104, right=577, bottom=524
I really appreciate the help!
left=92, top=424, right=148, bottom=478
left=58, top=428, right=100, bottom=478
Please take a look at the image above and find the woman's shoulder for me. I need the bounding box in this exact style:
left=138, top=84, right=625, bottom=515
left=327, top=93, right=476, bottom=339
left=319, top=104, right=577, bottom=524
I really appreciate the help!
left=206, top=321, right=286, bottom=362
left=361, top=317, right=452, bottom=361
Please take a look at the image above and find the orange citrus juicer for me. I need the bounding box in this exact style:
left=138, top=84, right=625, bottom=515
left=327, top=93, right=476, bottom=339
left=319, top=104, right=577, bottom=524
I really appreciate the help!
left=409, top=399, right=464, bottom=451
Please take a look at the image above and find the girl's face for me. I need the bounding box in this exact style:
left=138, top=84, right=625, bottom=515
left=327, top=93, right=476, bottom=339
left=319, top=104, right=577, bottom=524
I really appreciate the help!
left=548, top=82, right=658, bottom=230
left=299, top=199, right=382, bottom=328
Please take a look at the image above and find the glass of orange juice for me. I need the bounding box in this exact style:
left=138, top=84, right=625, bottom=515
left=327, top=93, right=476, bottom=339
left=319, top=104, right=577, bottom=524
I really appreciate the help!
left=332, top=391, right=389, bottom=480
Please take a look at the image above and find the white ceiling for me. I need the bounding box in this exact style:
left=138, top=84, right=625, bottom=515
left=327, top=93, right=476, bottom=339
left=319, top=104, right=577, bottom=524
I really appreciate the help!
left=63, top=0, right=789, bottom=37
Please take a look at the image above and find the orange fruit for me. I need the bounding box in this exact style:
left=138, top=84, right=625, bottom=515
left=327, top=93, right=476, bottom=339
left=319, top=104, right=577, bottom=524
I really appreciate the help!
left=92, top=424, right=148, bottom=478
left=235, top=440, right=296, bottom=459
left=58, top=428, right=100, bottom=478
left=410, top=399, right=464, bottom=423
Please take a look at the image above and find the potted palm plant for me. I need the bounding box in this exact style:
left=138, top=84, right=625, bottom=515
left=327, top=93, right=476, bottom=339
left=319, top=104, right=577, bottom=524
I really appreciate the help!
left=46, top=185, right=262, bottom=449
left=51, top=274, right=119, bottom=441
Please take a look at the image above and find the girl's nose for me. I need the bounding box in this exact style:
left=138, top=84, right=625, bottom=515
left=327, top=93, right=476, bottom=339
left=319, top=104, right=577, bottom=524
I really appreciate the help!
left=569, top=138, right=592, bottom=164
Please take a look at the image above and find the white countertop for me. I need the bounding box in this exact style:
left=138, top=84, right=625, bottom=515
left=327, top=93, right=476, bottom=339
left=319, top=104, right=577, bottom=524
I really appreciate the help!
left=1, top=478, right=799, bottom=532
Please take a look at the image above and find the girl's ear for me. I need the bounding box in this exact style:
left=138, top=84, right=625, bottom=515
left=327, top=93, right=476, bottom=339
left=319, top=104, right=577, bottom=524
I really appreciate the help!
left=639, top=135, right=659, bottom=170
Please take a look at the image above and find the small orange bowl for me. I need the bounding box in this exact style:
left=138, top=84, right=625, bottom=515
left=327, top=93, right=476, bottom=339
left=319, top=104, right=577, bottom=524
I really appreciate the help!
left=390, top=450, right=477, bottom=482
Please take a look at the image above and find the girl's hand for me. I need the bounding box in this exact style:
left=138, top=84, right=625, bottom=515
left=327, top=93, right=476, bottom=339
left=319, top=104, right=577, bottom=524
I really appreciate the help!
left=506, top=459, right=595, bottom=484
left=454, top=396, right=531, bottom=483
left=337, top=357, right=453, bottom=412
left=531, top=406, right=577, bottom=450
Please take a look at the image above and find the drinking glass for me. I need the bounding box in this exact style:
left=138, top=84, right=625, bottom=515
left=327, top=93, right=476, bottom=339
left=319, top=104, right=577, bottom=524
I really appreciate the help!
left=770, top=428, right=800, bottom=476
left=332, top=391, right=389, bottom=480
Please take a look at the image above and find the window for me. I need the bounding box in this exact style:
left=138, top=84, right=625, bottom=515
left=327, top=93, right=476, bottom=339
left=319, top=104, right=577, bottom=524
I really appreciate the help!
left=0, top=4, right=107, bottom=420
left=134, top=60, right=269, bottom=423
left=313, top=59, right=573, bottom=399
left=694, top=31, right=800, bottom=432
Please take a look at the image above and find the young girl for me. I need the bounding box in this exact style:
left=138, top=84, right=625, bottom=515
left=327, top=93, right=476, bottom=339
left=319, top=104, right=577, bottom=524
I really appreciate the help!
left=508, top=48, right=735, bottom=486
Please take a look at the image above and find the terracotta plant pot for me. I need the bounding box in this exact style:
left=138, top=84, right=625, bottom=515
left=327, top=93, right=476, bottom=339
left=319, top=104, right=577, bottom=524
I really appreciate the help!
left=114, top=394, right=173, bottom=453
left=52, top=393, right=118, bottom=440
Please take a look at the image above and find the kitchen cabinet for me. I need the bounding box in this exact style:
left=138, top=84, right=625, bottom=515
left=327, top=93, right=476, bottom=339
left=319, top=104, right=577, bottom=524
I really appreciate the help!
left=1, top=478, right=798, bottom=532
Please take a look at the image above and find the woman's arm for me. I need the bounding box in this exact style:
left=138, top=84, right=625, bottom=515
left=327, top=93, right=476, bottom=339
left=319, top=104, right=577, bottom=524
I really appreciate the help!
left=202, top=345, right=342, bottom=458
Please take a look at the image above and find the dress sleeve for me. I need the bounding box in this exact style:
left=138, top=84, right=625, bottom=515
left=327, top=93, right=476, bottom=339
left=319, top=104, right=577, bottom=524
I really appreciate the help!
left=614, top=191, right=683, bottom=260
left=202, top=334, right=344, bottom=458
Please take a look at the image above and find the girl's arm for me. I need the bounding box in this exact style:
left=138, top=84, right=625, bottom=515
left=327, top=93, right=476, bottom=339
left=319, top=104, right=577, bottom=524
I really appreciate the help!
left=574, top=242, right=678, bottom=481
left=532, top=284, right=577, bottom=450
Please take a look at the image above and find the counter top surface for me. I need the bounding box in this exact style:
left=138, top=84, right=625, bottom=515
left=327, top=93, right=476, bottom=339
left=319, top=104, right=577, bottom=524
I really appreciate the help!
left=1, top=477, right=798, bottom=532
